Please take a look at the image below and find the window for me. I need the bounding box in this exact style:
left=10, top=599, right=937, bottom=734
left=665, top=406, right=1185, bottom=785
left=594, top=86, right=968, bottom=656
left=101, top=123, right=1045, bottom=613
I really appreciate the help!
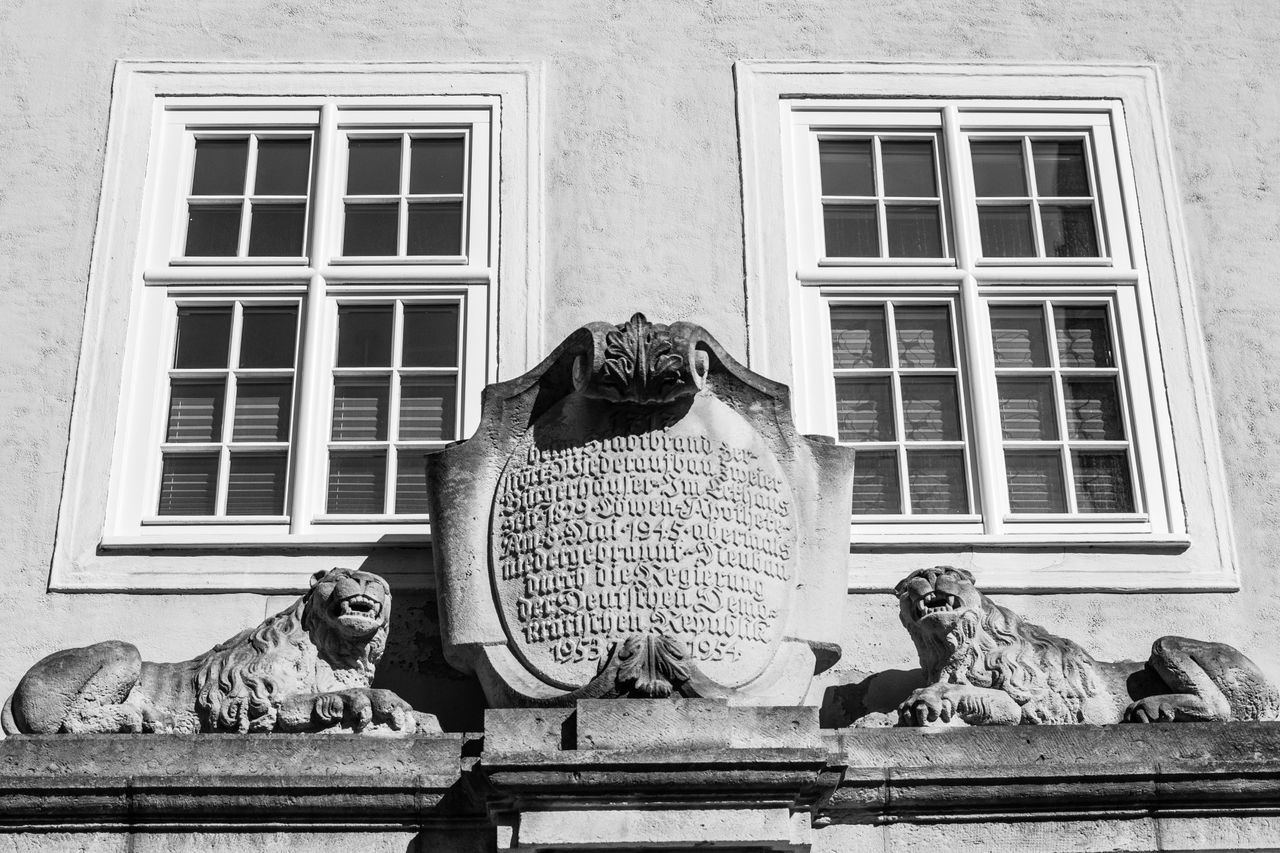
left=738, top=64, right=1237, bottom=590
left=53, top=62, right=542, bottom=590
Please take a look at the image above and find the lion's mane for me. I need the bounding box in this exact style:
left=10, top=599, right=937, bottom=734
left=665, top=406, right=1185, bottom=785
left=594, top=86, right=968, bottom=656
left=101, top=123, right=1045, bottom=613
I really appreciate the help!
left=913, top=594, right=1103, bottom=724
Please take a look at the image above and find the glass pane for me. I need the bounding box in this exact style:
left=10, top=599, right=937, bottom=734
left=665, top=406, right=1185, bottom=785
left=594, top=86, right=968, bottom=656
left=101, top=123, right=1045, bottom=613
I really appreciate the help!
left=851, top=450, right=901, bottom=515
left=239, top=306, right=298, bottom=368
left=881, top=140, right=937, bottom=197
left=885, top=205, right=943, bottom=258
left=997, top=378, right=1058, bottom=441
left=410, top=137, right=466, bottom=194
left=1073, top=451, right=1135, bottom=513
left=184, top=204, right=241, bottom=256
left=191, top=138, right=248, bottom=196
left=407, top=201, right=463, bottom=256
left=907, top=450, right=968, bottom=514
left=1005, top=451, right=1067, bottom=513
left=254, top=138, right=311, bottom=196
left=157, top=455, right=218, bottom=516
left=400, top=377, right=457, bottom=441
left=895, top=306, right=954, bottom=368
left=970, top=141, right=1027, bottom=197
left=226, top=454, right=287, bottom=516
left=331, top=379, right=389, bottom=441
left=346, top=138, right=401, bottom=195
left=977, top=205, right=1035, bottom=257
left=343, top=203, right=398, bottom=256
left=830, top=305, right=888, bottom=369
left=1032, top=140, right=1090, bottom=197
left=835, top=378, right=895, bottom=442
left=989, top=305, right=1050, bottom=367
left=167, top=381, right=225, bottom=443
left=1063, top=378, right=1124, bottom=440
left=900, top=377, right=960, bottom=441
left=819, top=139, right=874, bottom=196
left=1041, top=205, right=1099, bottom=257
left=327, top=452, right=387, bottom=514
left=174, top=308, right=232, bottom=368
left=403, top=305, right=460, bottom=367
left=247, top=203, right=306, bottom=256
left=395, top=450, right=431, bottom=514
left=1054, top=306, right=1113, bottom=367
left=232, top=380, right=292, bottom=442
left=823, top=205, right=879, bottom=257
left=336, top=306, right=393, bottom=367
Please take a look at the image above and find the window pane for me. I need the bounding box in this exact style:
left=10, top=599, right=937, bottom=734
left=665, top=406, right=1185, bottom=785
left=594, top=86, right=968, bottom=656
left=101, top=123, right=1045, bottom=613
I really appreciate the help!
left=247, top=203, right=306, bottom=257
left=331, top=379, right=389, bottom=441
left=346, top=138, right=401, bottom=195
left=254, top=138, right=311, bottom=195
left=1063, top=378, right=1124, bottom=440
left=907, top=450, right=968, bottom=514
left=970, top=141, right=1027, bottom=197
left=1032, top=140, right=1090, bottom=197
left=395, top=450, right=431, bottom=514
left=336, top=306, right=393, bottom=367
left=185, top=204, right=241, bottom=256
left=885, top=205, right=943, bottom=258
left=407, top=201, right=463, bottom=256
left=851, top=450, right=901, bottom=514
left=191, top=139, right=248, bottom=196
left=835, top=378, right=895, bottom=441
left=900, top=378, right=961, bottom=441
left=226, top=454, right=287, bottom=516
left=997, top=378, right=1059, bottom=441
left=240, top=306, right=298, bottom=368
left=232, top=380, right=292, bottom=442
left=990, top=305, right=1050, bottom=367
left=1005, top=451, right=1067, bottom=513
left=1054, top=306, right=1113, bottom=367
left=167, top=381, right=225, bottom=443
left=343, top=203, right=398, bottom=256
left=823, top=205, right=878, bottom=257
left=1073, top=451, right=1135, bottom=513
left=400, top=377, right=457, bottom=441
left=410, top=137, right=466, bottom=194
left=174, top=308, right=232, bottom=368
left=895, top=306, right=954, bottom=368
left=403, top=305, right=460, bottom=367
left=327, top=452, right=387, bottom=514
left=819, top=139, right=873, bottom=196
left=1041, top=205, right=1099, bottom=257
left=881, top=140, right=937, bottom=197
left=157, top=455, right=218, bottom=516
left=977, top=205, right=1035, bottom=257
left=830, top=305, right=888, bottom=369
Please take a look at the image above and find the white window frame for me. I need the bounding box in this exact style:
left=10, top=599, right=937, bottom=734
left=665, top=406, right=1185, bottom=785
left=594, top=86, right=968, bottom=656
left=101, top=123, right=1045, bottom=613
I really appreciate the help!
left=737, top=62, right=1238, bottom=592
left=51, top=61, right=543, bottom=592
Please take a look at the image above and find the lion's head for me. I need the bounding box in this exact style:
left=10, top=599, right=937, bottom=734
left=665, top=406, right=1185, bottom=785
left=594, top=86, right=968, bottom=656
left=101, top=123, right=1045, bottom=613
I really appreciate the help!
left=895, top=565, right=1102, bottom=724
left=193, top=567, right=393, bottom=732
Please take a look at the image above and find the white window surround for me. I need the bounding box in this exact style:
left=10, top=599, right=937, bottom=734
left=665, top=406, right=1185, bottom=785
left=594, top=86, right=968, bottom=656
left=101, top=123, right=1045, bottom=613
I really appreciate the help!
left=736, top=62, right=1238, bottom=592
left=51, top=61, right=543, bottom=592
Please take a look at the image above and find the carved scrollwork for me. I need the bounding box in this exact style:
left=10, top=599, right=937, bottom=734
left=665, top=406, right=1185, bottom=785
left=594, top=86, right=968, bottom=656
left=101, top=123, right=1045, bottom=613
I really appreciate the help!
left=613, top=632, right=692, bottom=698
left=574, top=313, right=708, bottom=403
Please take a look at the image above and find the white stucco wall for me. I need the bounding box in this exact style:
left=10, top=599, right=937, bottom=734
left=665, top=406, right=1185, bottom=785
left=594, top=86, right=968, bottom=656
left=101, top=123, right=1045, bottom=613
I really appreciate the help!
left=0, top=0, right=1277, bottom=727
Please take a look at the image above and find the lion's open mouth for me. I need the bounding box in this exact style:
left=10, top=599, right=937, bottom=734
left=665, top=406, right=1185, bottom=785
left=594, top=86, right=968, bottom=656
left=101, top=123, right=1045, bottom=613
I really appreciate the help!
left=914, top=590, right=959, bottom=618
left=337, top=594, right=383, bottom=623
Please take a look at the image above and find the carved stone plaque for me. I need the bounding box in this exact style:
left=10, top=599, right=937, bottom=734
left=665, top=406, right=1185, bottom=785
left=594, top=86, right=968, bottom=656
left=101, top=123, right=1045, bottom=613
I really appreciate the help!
left=428, top=314, right=855, bottom=707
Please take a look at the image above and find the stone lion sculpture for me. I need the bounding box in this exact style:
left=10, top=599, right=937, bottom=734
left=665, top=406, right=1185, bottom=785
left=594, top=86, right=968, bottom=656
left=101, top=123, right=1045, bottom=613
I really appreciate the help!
left=895, top=565, right=1280, bottom=726
left=2, top=567, right=432, bottom=735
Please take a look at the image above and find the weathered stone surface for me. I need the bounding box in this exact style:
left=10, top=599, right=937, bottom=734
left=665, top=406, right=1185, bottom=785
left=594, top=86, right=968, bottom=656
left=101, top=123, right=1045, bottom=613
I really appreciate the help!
left=2, top=569, right=434, bottom=736
left=893, top=566, right=1280, bottom=726
left=428, top=314, right=856, bottom=707
left=504, top=807, right=808, bottom=851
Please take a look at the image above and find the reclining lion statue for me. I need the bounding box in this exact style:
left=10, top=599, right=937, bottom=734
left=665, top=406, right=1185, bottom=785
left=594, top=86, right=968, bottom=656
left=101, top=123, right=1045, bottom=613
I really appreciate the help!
left=3, top=567, right=431, bottom=735
left=895, top=565, right=1280, bottom=726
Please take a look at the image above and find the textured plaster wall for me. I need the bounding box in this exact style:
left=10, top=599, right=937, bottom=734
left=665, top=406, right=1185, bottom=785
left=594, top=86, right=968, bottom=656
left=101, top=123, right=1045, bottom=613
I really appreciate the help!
left=0, top=0, right=1278, bottom=729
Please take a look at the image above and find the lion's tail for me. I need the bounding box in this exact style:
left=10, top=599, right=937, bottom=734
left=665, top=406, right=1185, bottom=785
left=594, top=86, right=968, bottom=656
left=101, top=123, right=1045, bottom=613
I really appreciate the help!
left=2, top=693, right=18, bottom=736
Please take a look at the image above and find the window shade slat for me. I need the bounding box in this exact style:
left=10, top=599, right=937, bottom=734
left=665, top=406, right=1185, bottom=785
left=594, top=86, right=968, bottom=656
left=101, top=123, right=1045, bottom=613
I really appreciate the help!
left=327, top=452, right=387, bottom=514
left=399, top=377, right=456, bottom=441
left=157, top=455, right=218, bottom=516
left=331, top=379, right=389, bottom=441
left=907, top=450, right=968, bottom=514
left=167, top=381, right=225, bottom=443
left=851, top=450, right=901, bottom=515
left=226, top=454, right=287, bottom=515
left=233, top=381, right=292, bottom=442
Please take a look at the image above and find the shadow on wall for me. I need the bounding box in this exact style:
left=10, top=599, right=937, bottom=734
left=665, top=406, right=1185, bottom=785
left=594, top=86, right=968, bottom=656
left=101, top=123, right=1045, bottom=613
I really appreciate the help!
left=820, top=668, right=925, bottom=728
